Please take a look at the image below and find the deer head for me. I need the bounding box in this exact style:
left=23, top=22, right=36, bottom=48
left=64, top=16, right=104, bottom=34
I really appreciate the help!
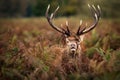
left=46, top=4, right=101, bottom=55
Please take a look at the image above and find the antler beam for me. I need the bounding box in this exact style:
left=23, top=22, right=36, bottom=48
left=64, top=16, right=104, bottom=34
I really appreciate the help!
left=76, top=4, right=101, bottom=35
left=46, top=5, right=71, bottom=36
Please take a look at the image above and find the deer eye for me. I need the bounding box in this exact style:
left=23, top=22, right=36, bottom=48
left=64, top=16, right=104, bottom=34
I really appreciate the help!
left=66, top=38, right=70, bottom=43
left=76, top=39, right=81, bottom=44
left=75, top=38, right=80, bottom=42
left=77, top=41, right=81, bottom=45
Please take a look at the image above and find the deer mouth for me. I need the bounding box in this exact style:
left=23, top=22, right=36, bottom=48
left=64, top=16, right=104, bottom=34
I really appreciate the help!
left=71, top=48, right=76, bottom=50
left=72, top=50, right=75, bottom=53
left=71, top=48, right=76, bottom=53
left=69, top=49, right=77, bottom=58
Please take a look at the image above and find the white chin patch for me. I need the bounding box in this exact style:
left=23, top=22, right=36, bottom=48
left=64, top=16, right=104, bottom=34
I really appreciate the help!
left=71, top=49, right=76, bottom=52
left=71, top=49, right=76, bottom=51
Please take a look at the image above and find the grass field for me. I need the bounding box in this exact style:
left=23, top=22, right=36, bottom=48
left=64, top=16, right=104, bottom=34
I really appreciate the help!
left=0, top=17, right=120, bottom=80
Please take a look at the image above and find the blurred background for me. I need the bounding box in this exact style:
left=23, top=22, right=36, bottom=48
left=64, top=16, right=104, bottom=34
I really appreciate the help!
left=0, top=0, right=119, bottom=18
left=0, top=0, right=120, bottom=80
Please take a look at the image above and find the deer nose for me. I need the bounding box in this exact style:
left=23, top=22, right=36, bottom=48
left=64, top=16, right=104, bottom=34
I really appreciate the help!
left=71, top=44, right=76, bottom=48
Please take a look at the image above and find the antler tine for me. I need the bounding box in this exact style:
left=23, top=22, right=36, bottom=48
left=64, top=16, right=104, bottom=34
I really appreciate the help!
left=76, top=20, right=82, bottom=35
left=78, top=4, right=101, bottom=35
left=46, top=4, right=50, bottom=19
left=88, top=4, right=97, bottom=19
left=65, top=20, right=71, bottom=36
left=45, top=5, right=66, bottom=34
left=60, top=24, right=67, bottom=32
left=66, top=20, right=68, bottom=27
left=53, top=6, right=59, bottom=18
left=97, top=5, right=101, bottom=18
left=50, top=6, right=59, bottom=19
left=91, top=4, right=101, bottom=19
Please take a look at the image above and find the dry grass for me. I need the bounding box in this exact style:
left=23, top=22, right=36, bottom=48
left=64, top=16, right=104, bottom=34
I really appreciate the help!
left=0, top=17, right=120, bottom=80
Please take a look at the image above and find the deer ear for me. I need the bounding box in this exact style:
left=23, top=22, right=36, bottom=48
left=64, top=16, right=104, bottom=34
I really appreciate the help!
left=80, top=35, right=84, bottom=42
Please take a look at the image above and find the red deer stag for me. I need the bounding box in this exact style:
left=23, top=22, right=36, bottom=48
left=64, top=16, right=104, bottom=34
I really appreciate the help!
left=46, top=4, right=101, bottom=57
left=45, top=4, right=101, bottom=74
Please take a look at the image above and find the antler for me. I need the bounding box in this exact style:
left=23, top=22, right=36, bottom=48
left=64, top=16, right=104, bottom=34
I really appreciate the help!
left=76, top=4, right=101, bottom=36
left=46, top=5, right=71, bottom=36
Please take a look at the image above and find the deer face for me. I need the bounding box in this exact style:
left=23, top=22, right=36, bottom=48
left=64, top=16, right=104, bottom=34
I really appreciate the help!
left=65, top=35, right=84, bottom=54
left=66, top=37, right=78, bottom=53
left=46, top=4, right=101, bottom=55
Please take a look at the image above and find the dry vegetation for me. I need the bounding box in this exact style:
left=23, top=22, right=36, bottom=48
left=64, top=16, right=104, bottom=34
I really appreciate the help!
left=0, top=17, right=120, bottom=80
